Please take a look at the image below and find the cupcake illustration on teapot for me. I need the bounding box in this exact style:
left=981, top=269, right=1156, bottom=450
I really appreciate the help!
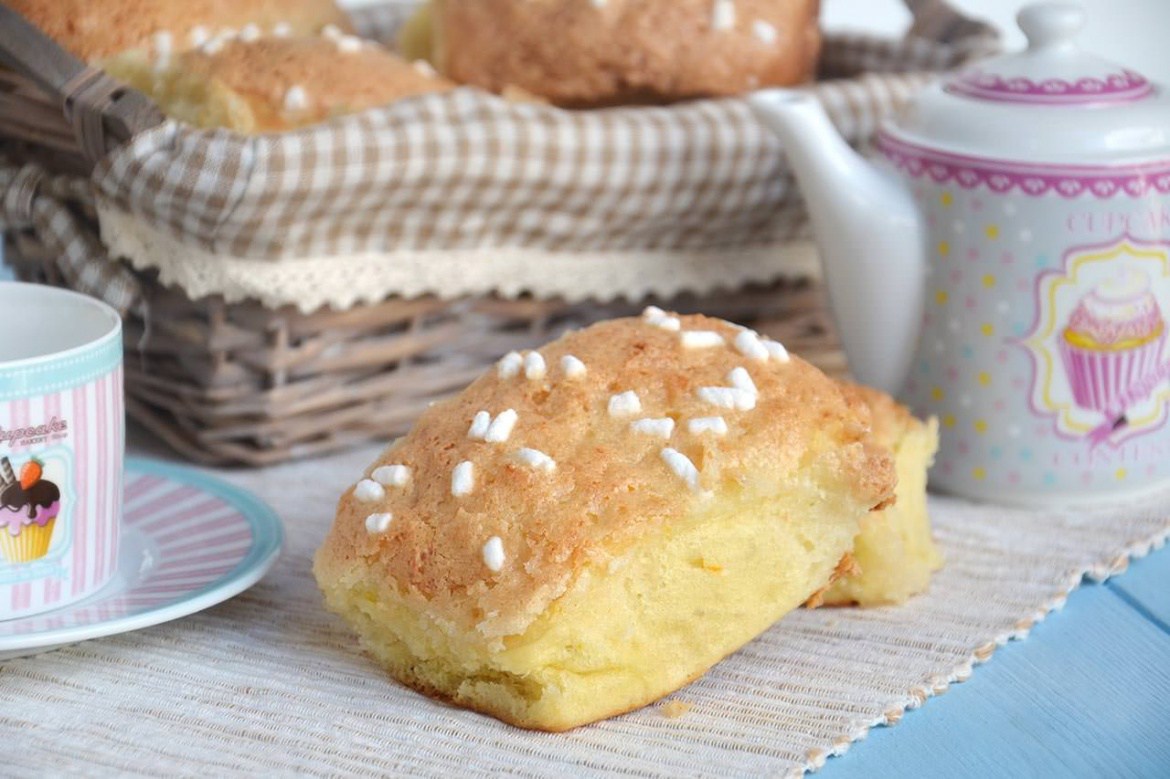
left=1060, top=269, right=1168, bottom=441
left=0, top=456, right=62, bottom=564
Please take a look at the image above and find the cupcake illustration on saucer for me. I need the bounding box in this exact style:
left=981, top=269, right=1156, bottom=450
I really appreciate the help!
left=1059, top=268, right=1167, bottom=421
left=0, top=456, right=61, bottom=564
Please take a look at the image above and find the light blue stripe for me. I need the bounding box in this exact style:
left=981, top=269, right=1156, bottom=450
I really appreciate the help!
left=0, top=336, right=122, bottom=400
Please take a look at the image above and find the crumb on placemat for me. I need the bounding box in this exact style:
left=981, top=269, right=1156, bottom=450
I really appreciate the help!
left=660, top=700, right=692, bottom=719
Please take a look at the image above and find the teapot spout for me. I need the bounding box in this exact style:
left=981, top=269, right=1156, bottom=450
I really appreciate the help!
left=748, top=89, right=925, bottom=395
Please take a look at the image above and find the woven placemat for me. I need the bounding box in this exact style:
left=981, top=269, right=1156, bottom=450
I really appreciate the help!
left=1, top=438, right=1166, bottom=777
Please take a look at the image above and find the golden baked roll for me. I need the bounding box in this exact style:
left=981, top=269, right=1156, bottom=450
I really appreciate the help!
left=395, top=1, right=435, bottom=64
left=314, top=311, right=895, bottom=731
left=421, top=0, right=821, bottom=106
left=104, top=34, right=454, bottom=133
left=8, top=0, right=353, bottom=62
left=819, top=384, right=943, bottom=607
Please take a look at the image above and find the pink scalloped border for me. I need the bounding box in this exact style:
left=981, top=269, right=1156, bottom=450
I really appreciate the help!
left=875, top=132, right=1170, bottom=198
left=945, top=68, right=1154, bottom=105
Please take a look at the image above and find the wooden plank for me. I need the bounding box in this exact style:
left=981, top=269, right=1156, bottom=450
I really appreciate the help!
left=820, top=555, right=1170, bottom=778
left=1108, top=543, right=1170, bottom=633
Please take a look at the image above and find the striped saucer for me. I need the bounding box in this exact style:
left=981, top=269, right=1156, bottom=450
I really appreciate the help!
left=0, top=457, right=282, bottom=659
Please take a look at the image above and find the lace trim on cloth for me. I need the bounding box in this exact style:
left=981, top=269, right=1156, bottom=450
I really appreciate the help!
left=98, top=201, right=821, bottom=311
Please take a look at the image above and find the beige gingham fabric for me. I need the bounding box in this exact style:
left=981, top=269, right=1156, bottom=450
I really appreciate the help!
left=0, top=161, right=140, bottom=307
left=2, top=1, right=998, bottom=314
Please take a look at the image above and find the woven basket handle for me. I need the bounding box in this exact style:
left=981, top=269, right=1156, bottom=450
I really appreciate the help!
left=0, top=3, right=163, bottom=163
left=903, top=0, right=999, bottom=45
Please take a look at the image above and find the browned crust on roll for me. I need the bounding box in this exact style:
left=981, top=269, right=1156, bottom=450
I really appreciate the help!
left=168, top=36, right=454, bottom=131
left=315, top=313, right=894, bottom=642
left=839, top=381, right=920, bottom=450
left=431, top=0, right=822, bottom=106
left=803, top=552, right=861, bottom=608
left=9, top=0, right=352, bottom=61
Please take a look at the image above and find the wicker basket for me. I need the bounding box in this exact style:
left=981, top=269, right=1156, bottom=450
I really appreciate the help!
left=0, top=1, right=997, bottom=466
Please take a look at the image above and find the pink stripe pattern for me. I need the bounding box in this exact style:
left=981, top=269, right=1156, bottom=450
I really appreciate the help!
left=0, top=466, right=261, bottom=635
left=1060, top=334, right=1168, bottom=414
left=1, top=367, right=123, bottom=618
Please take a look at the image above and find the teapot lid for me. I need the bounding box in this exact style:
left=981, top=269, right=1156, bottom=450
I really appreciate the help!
left=944, top=4, right=1152, bottom=106
left=886, top=2, right=1170, bottom=164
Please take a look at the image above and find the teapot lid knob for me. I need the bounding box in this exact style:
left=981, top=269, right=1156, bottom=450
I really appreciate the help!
left=1017, top=2, right=1085, bottom=50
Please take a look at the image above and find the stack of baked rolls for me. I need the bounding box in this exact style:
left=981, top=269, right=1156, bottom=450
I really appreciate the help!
left=314, top=311, right=941, bottom=731
left=7, top=0, right=355, bottom=61
left=13, top=0, right=822, bottom=132
left=10, top=0, right=454, bottom=133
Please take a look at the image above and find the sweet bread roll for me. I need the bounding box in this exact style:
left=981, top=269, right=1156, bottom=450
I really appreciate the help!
left=314, top=311, right=895, bottom=731
left=820, top=384, right=942, bottom=607
left=422, top=0, right=822, bottom=106
left=104, top=34, right=454, bottom=133
left=395, top=1, right=435, bottom=64
left=8, top=0, right=352, bottom=62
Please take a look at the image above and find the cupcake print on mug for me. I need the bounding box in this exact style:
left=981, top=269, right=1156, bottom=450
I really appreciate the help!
left=1023, top=237, right=1170, bottom=452
left=0, top=457, right=63, bottom=564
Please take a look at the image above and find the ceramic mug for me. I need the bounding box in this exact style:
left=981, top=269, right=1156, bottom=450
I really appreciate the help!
left=0, top=282, right=123, bottom=619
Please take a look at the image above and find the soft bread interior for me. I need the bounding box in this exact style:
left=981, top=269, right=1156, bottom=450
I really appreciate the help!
left=318, top=469, right=866, bottom=731
left=821, top=416, right=942, bottom=606
left=104, top=53, right=262, bottom=131
left=103, top=35, right=455, bottom=133
left=396, top=1, right=434, bottom=63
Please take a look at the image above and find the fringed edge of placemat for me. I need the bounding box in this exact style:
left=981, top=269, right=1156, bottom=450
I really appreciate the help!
left=796, top=519, right=1170, bottom=777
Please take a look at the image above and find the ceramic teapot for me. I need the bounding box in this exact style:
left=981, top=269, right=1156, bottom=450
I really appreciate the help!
left=749, top=3, right=1170, bottom=505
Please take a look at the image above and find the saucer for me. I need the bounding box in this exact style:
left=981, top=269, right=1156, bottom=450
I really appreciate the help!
left=0, top=457, right=283, bottom=660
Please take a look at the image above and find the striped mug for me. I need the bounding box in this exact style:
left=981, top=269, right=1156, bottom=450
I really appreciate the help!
left=0, top=283, right=123, bottom=619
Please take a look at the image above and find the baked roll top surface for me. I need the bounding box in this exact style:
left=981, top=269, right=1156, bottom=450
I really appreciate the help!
left=9, top=0, right=352, bottom=62
left=430, top=0, right=822, bottom=105
left=105, top=35, right=454, bottom=132
left=317, top=313, right=893, bottom=641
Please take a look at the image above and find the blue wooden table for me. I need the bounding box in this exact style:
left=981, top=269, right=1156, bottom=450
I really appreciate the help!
left=822, top=544, right=1170, bottom=777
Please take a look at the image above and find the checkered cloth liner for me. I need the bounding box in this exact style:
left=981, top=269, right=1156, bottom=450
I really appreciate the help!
left=0, top=162, right=140, bottom=305
left=2, top=1, right=998, bottom=315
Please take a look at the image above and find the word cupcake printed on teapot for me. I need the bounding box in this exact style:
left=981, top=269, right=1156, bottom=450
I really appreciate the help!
left=0, top=416, right=68, bottom=449
left=1020, top=236, right=1170, bottom=454
left=1064, top=204, right=1170, bottom=236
